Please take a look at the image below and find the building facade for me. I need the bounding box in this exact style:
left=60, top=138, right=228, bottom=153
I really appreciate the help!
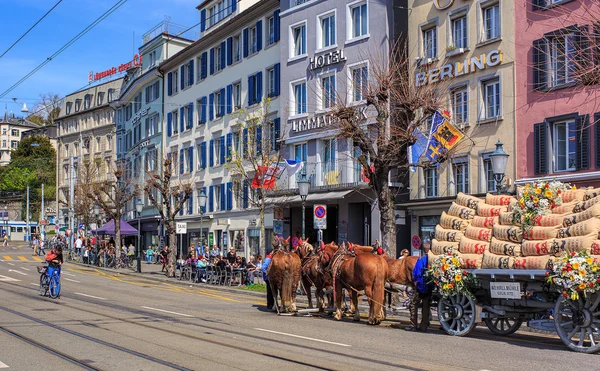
left=515, top=0, right=600, bottom=187
left=55, top=79, right=123, bottom=225
left=161, top=0, right=281, bottom=259
left=114, top=25, right=193, bottom=248
left=406, top=0, right=517, bottom=253
left=278, top=0, right=403, bottom=251
left=0, top=113, right=40, bottom=166
left=21, top=123, right=58, bottom=151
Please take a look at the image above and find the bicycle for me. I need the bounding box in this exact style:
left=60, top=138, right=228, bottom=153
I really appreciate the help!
left=38, top=264, right=60, bottom=299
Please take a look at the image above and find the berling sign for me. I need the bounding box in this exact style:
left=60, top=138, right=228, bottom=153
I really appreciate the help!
left=309, top=49, right=346, bottom=70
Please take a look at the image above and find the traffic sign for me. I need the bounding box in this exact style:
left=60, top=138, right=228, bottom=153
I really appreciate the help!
left=39, top=219, right=49, bottom=225
left=313, top=205, right=327, bottom=230
left=411, top=235, right=421, bottom=249
left=176, top=222, right=187, bottom=234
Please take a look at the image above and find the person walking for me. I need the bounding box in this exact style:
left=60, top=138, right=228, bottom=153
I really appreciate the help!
left=32, top=235, right=39, bottom=256
left=261, top=248, right=274, bottom=310
left=3, top=232, right=9, bottom=247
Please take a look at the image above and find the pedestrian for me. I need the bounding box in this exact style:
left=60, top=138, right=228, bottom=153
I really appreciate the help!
left=261, top=248, right=274, bottom=310
left=405, top=252, right=432, bottom=332
left=39, top=238, right=46, bottom=255
left=32, top=235, right=39, bottom=256
left=203, top=246, right=210, bottom=260
left=146, top=245, right=153, bottom=263
left=210, top=244, right=220, bottom=258
left=75, top=236, right=83, bottom=255
left=226, top=248, right=236, bottom=265
left=160, top=246, right=169, bottom=272
left=3, top=232, right=9, bottom=247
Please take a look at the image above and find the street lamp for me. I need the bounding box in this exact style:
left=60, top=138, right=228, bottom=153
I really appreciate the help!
left=198, top=190, right=207, bottom=250
left=490, top=139, right=510, bottom=194
left=135, top=199, right=144, bottom=273
left=3, top=205, right=8, bottom=241
left=297, top=172, right=310, bottom=240
left=68, top=209, right=74, bottom=255
left=93, top=205, right=100, bottom=260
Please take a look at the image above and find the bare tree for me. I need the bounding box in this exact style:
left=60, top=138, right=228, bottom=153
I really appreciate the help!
left=143, top=156, right=193, bottom=277
left=28, top=93, right=62, bottom=126
left=74, top=159, right=100, bottom=232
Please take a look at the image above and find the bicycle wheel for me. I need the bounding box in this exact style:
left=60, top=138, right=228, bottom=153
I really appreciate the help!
left=49, top=274, right=60, bottom=299
left=127, top=256, right=134, bottom=269
left=39, top=274, right=48, bottom=296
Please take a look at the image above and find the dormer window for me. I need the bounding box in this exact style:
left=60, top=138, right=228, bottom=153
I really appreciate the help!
left=66, top=102, right=72, bottom=114
left=75, top=99, right=82, bottom=112
left=84, top=94, right=92, bottom=109
left=107, top=88, right=114, bottom=102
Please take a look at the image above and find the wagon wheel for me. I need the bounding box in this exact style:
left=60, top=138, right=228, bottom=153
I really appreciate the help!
left=554, top=292, right=600, bottom=354
left=484, top=317, right=523, bottom=336
left=438, top=292, right=477, bottom=336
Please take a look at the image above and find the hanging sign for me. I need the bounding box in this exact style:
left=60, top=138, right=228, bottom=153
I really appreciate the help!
left=176, top=222, right=187, bottom=234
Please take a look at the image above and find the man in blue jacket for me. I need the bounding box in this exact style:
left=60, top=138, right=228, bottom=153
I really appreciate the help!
left=261, top=248, right=274, bottom=310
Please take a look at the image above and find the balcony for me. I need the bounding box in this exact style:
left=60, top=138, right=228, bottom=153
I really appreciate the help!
left=142, top=20, right=197, bottom=46
left=274, top=159, right=368, bottom=191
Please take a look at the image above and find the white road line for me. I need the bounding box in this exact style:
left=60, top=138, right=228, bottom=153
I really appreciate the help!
left=7, top=263, right=14, bottom=266
left=0, top=275, right=20, bottom=282
left=0, top=360, right=8, bottom=368
left=30, top=283, right=37, bottom=286
left=64, top=278, right=80, bottom=283
left=20, top=267, right=30, bottom=271
left=141, top=306, right=193, bottom=317
left=254, top=328, right=351, bottom=347
left=63, top=272, right=76, bottom=277
left=8, top=270, right=27, bottom=276
left=74, top=292, right=106, bottom=300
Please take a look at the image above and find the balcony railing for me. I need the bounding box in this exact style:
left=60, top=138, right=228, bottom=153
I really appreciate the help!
left=275, top=159, right=367, bottom=191
left=142, top=20, right=197, bottom=45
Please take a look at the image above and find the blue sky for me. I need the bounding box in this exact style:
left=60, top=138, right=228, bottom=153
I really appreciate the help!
left=0, top=0, right=200, bottom=114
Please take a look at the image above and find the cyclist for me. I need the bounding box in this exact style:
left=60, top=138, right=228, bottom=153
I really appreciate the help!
left=45, top=244, right=63, bottom=294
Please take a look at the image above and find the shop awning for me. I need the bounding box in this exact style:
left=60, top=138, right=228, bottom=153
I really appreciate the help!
left=267, top=190, right=354, bottom=205
left=97, top=219, right=139, bottom=236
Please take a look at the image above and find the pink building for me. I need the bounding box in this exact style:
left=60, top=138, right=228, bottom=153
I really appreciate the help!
left=516, top=0, right=600, bottom=187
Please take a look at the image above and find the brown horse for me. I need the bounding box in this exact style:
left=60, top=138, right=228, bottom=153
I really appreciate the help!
left=321, top=242, right=388, bottom=325
left=297, top=240, right=334, bottom=311
left=267, top=235, right=301, bottom=313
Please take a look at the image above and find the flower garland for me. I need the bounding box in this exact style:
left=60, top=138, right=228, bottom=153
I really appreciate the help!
left=513, top=181, right=571, bottom=231
left=547, top=251, right=600, bottom=301
left=427, top=252, right=477, bottom=297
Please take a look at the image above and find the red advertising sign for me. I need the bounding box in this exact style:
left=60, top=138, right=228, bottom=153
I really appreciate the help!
left=88, top=54, right=143, bottom=82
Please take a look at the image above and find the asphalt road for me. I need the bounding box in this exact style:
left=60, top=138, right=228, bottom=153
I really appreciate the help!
left=0, top=244, right=598, bottom=371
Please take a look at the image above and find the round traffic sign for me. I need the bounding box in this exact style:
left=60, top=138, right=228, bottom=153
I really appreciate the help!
left=314, top=206, right=326, bottom=218
left=411, top=235, right=421, bottom=249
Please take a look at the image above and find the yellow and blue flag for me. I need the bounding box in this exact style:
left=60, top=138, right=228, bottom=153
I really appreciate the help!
left=425, top=111, right=463, bottom=162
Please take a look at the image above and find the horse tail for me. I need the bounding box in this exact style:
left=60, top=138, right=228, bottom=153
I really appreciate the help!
left=373, top=258, right=387, bottom=322
left=281, top=266, right=292, bottom=311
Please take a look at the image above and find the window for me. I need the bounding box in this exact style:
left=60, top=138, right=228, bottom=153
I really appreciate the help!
left=350, top=2, right=367, bottom=39
left=66, top=102, right=72, bottom=114
left=107, top=89, right=114, bottom=101
left=171, top=69, right=179, bottom=94
left=11, top=140, right=18, bottom=149
left=75, top=99, right=81, bottom=112
left=453, top=159, right=469, bottom=194
left=483, top=156, right=496, bottom=192
left=324, top=138, right=337, bottom=173
left=233, top=131, right=242, bottom=155
left=84, top=94, right=92, bottom=109
left=207, top=0, right=233, bottom=28
left=351, top=65, right=368, bottom=102
left=215, top=137, right=222, bottom=166
left=232, top=35, right=241, bottom=63
left=451, top=85, right=468, bottom=124
left=97, top=92, right=105, bottom=105
left=250, top=25, right=258, bottom=54
left=553, top=120, right=576, bottom=172
left=11, top=129, right=18, bottom=137
left=267, top=16, right=276, bottom=46
left=295, top=143, right=307, bottom=163
left=291, top=22, right=307, bottom=57
left=425, top=168, right=438, bottom=197
left=292, top=81, right=307, bottom=115
left=215, top=44, right=223, bottom=72
left=482, top=4, right=500, bottom=41
left=145, top=81, right=160, bottom=103
left=548, top=34, right=576, bottom=87
left=183, top=148, right=191, bottom=173
left=321, top=74, right=336, bottom=109
left=423, top=27, right=437, bottom=59
left=1, top=140, right=6, bottom=148
left=292, top=0, right=308, bottom=6
left=233, top=82, right=241, bottom=110
left=146, top=114, right=159, bottom=137
left=267, top=67, right=276, bottom=97
left=215, top=184, right=222, bottom=211
left=172, top=110, right=179, bottom=134
left=133, top=93, right=142, bottom=113
left=148, top=50, right=157, bottom=67
left=451, top=16, right=467, bottom=49
left=482, top=78, right=500, bottom=119
left=215, top=90, right=223, bottom=118
left=125, top=104, right=133, bottom=121
left=320, top=13, right=336, bottom=48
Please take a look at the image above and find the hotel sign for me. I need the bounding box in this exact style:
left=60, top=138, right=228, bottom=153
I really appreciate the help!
left=291, top=114, right=334, bottom=133
left=309, top=49, right=347, bottom=70
left=88, top=54, right=143, bottom=82
left=415, top=49, right=503, bottom=87
left=131, top=108, right=149, bottom=124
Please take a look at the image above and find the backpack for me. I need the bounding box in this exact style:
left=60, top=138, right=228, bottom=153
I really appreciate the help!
left=412, top=255, right=431, bottom=295
left=45, top=251, right=58, bottom=262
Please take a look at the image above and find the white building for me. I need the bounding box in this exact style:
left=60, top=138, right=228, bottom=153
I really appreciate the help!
left=0, top=113, right=40, bottom=166
left=160, top=0, right=281, bottom=258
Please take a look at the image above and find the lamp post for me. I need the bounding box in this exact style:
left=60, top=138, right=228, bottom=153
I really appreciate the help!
left=93, top=205, right=100, bottom=261
left=490, top=139, right=510, bottom=195
left=135, top=199, right=144, bottom=273
left=3, top=205, right=8, bottom=241
left=297, top=172, right=310, bottom=240
left=68, top=209, right=74, bottom=255
left=198, top=190, right=207, bottom=251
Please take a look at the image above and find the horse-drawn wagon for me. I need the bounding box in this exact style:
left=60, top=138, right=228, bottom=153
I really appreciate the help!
left=428, top=182, right=600, bottom=353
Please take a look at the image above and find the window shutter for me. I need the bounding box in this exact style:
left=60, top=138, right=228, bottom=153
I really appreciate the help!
left=226, top=132, right=233, bottom=161
left=231, top=0, right=236, bottom=12
left=209, top=93, right=214, bottom=120
left=167, top=72, right=173, bottom=96
left=201, top=186, right=207, bottom=213
left=576, top=114, right=590, bottom=170
left=248, top=75, right=254, bottom=105
left=256, top=72, right=263, bottom=102
left=188, top=103, right=193, bottom=129
left=243, top=28, right=249, bottom=58
left=179, top=149, right=184, bottom=174
left=532, top=0, right=547, bottom=10
left=180, top=194, right=184, bottom=216
left=220, top=185, right=226, bottom=211
left=574, top=26, right=590, bottom=77
left=256, top=125, right=262, bottom=155
left=220, top=41, right=226, bottom=69
left=220, top=135, right=226, bottom=164
left=189, top=59, right=194, bottom=85
left=595, top=113, right=600, bottom=169
left=274, top=63, right=280, bottom=96
left=274, top=10, right=280, bottom=42
left=209, top=139, right=214, bottom=167
left=219, top=88, right=225, bottom=117
left=534, top=122, right=548, bottom=175
left=209, top=185, right=214, bottom=212
left=227, top=182, right=233, bottom=210
left=243, top=128, right=248, bottom=156
left=533, top=38, right=547, bottom=91
left=200, top=9, right=206, bottom=31
left=226, top=84, right=233, bottom=113
left=180, top=106, right=185, bottom=132
left=188, top=197, right=193, bottom=215
left=189, top=146, right=194, bottom=171
left=243, top=181, right=249, bottom=208
left=201, top=141, right=207, bottom=168
left=226, top=37, right=233, bottom=66
left=274, top=118, right=280, bottom=151
left=200, top=96, right=207, bottom=124
left=180, top=65, right=185, bottom=89
left=201, top=52, right=207, bottom=79
left=256, top=20, right=263, bottom=51
left=209, top=48, right=215, bottom=75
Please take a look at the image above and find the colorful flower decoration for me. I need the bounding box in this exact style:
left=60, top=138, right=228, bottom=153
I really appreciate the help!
left=548, top=251, right=600, bottom=301
left=514, top=180, right=570, bottom=232
left=427, top=251, right=477, bottom=297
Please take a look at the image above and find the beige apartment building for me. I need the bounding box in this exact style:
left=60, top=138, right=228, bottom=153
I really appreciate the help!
left=0, top=113, right=40, bottom=166
left=55, top=78, right=122, bottom=225
left=405, top=0, right=516, bottom=252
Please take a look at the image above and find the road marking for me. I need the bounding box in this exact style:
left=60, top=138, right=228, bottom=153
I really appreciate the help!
left=0, top=275, right=20, bottom=282
left=8, top=270, right=26, bottom=276
left=74, top=292, right=106, bottom=300
left=63, top=273, right=76, bottom=277
left=0, top=360, right=8, bottom=368
left=254, top=328, right=352, bottom=347
left=30, top=283, right=37, bottom=286
left=3, top=256, right=12, bottom=261
left=64, top=278, right=80, bottom=283
left=32, top=257, right=42, bottom=262
left=141, top=306, right=193, bottom=317
left=17, top=256, right=27, bottom=261
left=6, top=263, right=14, bottom=266
left=20, top=267, right=30, bottom=271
